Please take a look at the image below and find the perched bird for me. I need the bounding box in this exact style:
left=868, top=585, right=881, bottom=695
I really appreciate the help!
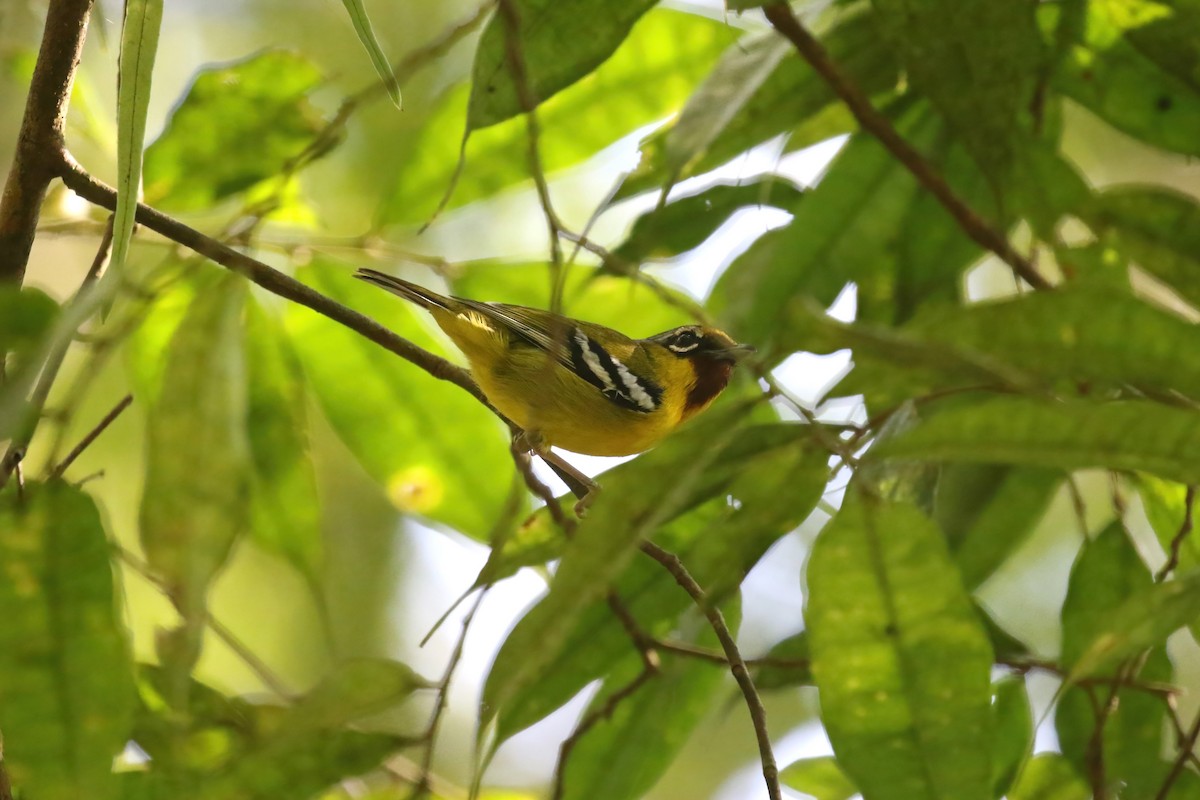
left=355, top=268, right=754, bottom=501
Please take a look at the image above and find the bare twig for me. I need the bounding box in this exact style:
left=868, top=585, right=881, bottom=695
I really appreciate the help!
left=761, top=4, right=1051, bottom=291
left=385, top=754, right=468, bottom=800
left=1155, top=485, right=1195, bottom=582
left=1156, top=709, right=1200, bottom=800
left=48, top=392, right=132, bottom=479
left=639, top=540, right=782, bottom=800
left=0, top=0, right=94, bottom=284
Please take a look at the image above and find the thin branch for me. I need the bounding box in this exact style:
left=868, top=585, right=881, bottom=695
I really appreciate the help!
left=0, top=0, right=94, bottom=284
left=1155, top=485, right=1195, bottom=582
left=1156, top=708, right=1200, bottom=800
left=761, top=3, right=1052, bottom=292
left=639, top=540, right=782, bottom=800
left=53, top=152, right=485, bottom=402
left=48, top=392, right=132, bottom=480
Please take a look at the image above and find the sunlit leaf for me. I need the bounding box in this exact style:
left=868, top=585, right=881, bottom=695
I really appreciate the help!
left=140, top=274, right=251, bottom=684
left=991, top=677, right=1033, bottom=798
left=384, top=9, right=731, bottom=225
left=873, top=397, right=1200, bottom=486
left=1007, top=753, right=1090, bottom=800
left=243, top=299, right=322, bottom=585
left=806, top=497, right=994, bottom=800
left=0, top=482, right=135, bottom=800
left=285, top=257, right=519, bottom=539
left=780, top=756, right=858, bottom=800
left=1136, top=475, right=1200, bottom=574
left=144, top=52, right=325, bottom=211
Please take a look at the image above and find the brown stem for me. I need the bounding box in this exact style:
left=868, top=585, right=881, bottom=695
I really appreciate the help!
left=1156, top=708, right=1200, bottom=800
left=639, top=540, right=782, bottom=800
left=48, top=392, right=132, bottom=480
left=761, top=3, right=1051, bottom=292
left=0, top=0, right=94, bottom=285
left=1155, top=485, right=1195, bottom=582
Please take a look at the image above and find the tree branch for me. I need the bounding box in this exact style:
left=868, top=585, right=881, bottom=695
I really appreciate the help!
left=639, top=540, right=782, bottom=800
left=1155, top=485, right=1195, bottom=582
left=761, top=3, right=1051, bottom=292
left=0, top=0, right=94, bottom=285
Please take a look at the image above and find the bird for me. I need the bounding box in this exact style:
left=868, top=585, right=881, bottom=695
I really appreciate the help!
left=354, top=268, right=754, bottom=505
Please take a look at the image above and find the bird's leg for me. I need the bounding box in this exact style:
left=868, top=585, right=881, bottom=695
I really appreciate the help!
left=513, top=430, right=600, bottom=516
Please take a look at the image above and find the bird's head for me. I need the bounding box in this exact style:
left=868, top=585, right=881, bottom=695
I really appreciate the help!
left=648, top=325, right=755, bottom=418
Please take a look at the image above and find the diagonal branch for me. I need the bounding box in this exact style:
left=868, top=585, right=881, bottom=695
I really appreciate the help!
left=761, top=3, right=1051, bottom=291
left=0, top=0, right=95, bottom=285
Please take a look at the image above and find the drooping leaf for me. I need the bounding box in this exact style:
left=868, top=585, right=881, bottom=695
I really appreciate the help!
left=385, top=9, right=731, bottom=225
left=873, top=397, right=1200, bottom=486
left=243, top=300, right=322, bottom=586
left=0, top=482, right=135, bottom=800
left=780, top=756, right=858, bottom=800
left=806, top=497, right=994, bottom=800
left=617, top=9, right=900, bottom=200
left=144, top=52, right=326, bottom=211
left=110, top=0, right=162, bottom=277
left=483, top=409, right=826, bottom=747
left=140, top=274, right=251, bottom=685
left=935, top=465, right=1061, bottom=589
left=285, top=257, right=519, bottom=539
left=991, top=677, right=1034, bottom=798
left=870, top=0, right=1042, bottom=184
left=467, top=0, right=657, bottom=129
left=337, top=0, right=401, bottom=108
left=612, top=177, right=805, bottom=265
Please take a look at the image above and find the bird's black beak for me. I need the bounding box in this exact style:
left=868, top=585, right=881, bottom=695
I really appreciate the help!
left=712, top=343, right=756, bottom=363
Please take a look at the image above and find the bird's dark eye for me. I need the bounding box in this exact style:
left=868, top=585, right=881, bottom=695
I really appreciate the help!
left=667, top=329, right=702, bottom=354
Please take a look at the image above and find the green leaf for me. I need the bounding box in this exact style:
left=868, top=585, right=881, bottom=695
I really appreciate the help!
left=1079, top=186, right=1200, bottom=310
left=1061, top=522, right=1152, bottom=665
left=467, top=0, right=657, bottom=130
left=806, top=497, right=994, bottom=800
left=711, top=102, right=992, bottom=343
left=384, top=9, right=731, bottom=225
left=243, top=300, right=322, bottom=585
left=780, top=756, right=858, bottom=800
left=1007, top=753, right=1090, bottom=800
left=559, top=615, right=726, bottom=800
left=1070, top=568, right=1200, bottom=678
left=110, top=0, right=162, bottom=276
left=752, top=630, right=813, bottom=691
left=1137, top=475, right=1199, bottom=574
left=612, top=177, right=805, bottom=265
left=144, top=52, right=325, bottom=211
left=0, top=482, right=135, bottom=800
left=935, top=465, right=1061, bottom=589
left=337, top=0, right=401, bottom=108
left=617, top=9, right=900, bottom=200
left=140, top=274, right=251, bottom=677
left=288, top=658, right=431, bottom=729
left=1053, top=0, right=1200, bottom=157
left=991, top=677, right=1033, bottom=798
left=483, top=410, right=826, bottom=746
left=0, top=285, right=57, bottom=356
left=870, top=0, right=1041, bottom=184
left=285, top=257, right=519, bottom=538
left=873, top=397, right=1200, bottom=485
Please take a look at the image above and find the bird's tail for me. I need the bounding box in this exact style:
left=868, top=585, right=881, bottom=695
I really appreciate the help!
left=354, top=268, right=455, bottom=312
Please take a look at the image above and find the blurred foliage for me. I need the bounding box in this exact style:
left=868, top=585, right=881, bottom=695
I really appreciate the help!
left=5, top=0, right=1200, bottom=798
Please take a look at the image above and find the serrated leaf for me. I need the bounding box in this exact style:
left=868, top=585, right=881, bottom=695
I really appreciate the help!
left=991, top=677, right=1033, bottom=798
left=0, top=482, right=135, bottom=800
left=780, top=756, right=858, bottom=800
left=1007, top=753, right=1090, bottom=800
left=243, top=300, right=322, bottom=585
left=467, top=0, right=656, bottom=130
left=337, top=0, right=401, bottom=108
left=110, top=0, right=162, bottom=278
left=806, top=497, right=994, bottom=800
left=144, top=52, right=326, bottom=211
left=483, top=411, right=826, bottom=746
left=285, top=257, right=519, bottom=538
left=873, top=397, right=1200, bottom=485
left=140, top=275, right=251, bottom=680
left=385, top=9, right=730, bottom=225
left=935, top=465, right=1061, bottom=589
left=617, top=9, right=900, bottom=200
